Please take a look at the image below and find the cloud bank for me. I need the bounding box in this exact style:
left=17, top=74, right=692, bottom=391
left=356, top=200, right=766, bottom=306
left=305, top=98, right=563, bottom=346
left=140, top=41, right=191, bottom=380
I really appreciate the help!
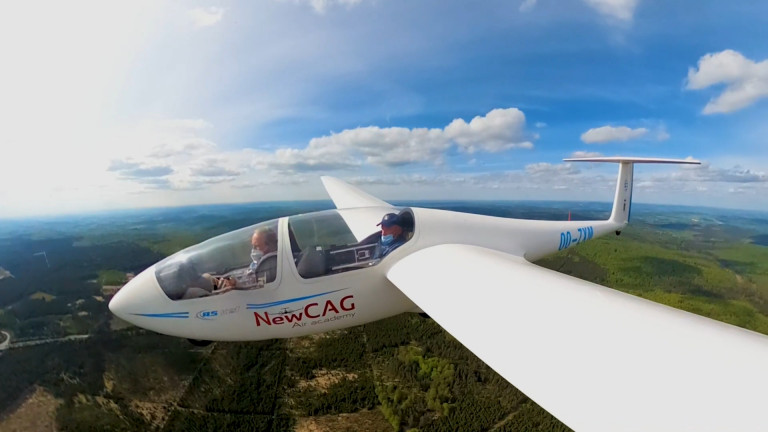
left=108, top=109, right=534, bottom=191
left=261, top=108, right=534, bottom=173
left=580, top=125, right=648, bottom=143
left=686, top=49, right=768, bottom=114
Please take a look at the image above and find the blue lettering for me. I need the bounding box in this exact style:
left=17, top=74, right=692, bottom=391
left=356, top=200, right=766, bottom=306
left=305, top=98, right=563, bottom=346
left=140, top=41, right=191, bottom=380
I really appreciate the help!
left=559, top=226, right=594, bottom=251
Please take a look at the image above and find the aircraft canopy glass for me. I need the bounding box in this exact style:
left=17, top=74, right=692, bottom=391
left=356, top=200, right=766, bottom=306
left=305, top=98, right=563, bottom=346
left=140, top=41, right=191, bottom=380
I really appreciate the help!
left=154, top=219, right=279, bottom=301
left=288, top=208, right=414, bottom=279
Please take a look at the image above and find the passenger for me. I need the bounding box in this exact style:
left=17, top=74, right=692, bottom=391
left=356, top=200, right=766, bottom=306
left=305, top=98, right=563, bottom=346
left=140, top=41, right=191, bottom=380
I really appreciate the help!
left=214, top=226, right=278, bottom=292
left=248, top=226, right=278, bottom=283
left=376, top=213, right=407, bottom=258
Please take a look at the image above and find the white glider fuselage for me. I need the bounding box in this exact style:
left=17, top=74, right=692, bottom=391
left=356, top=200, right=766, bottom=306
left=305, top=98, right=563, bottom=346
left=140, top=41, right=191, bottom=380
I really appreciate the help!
left=109, top=205, right=623, bottom=342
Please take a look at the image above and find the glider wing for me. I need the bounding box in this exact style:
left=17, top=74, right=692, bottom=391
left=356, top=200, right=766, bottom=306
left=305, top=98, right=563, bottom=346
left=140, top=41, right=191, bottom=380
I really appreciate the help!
left=387, top=244, right=768, bottom=432
left=321, top=176, right=391, bottom=209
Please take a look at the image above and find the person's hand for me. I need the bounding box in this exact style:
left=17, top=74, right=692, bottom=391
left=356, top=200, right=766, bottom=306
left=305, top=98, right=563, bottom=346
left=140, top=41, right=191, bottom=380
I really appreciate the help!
left=213, top=276, right=236, bottom=293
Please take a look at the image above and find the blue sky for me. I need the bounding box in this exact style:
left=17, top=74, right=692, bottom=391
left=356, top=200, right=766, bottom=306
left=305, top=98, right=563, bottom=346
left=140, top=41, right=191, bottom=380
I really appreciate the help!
left=1, top=0, right=767, bottom=217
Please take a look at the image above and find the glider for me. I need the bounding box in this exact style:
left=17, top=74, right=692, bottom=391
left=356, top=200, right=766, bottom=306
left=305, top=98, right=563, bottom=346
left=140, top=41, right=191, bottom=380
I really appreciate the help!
left=110, top=157, right=768, bottom=431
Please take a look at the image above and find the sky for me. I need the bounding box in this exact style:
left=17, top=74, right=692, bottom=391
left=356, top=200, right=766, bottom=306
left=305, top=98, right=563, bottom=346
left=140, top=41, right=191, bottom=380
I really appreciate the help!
left=1, top=0, right=767, bottom=218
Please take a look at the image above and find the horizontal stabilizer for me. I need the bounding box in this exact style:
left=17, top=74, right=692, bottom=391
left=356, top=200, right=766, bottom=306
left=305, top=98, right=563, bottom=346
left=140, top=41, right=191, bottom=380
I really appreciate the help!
left=563, top=156, right=701, bottom=225
left=563, top=156, right=700, bottom=164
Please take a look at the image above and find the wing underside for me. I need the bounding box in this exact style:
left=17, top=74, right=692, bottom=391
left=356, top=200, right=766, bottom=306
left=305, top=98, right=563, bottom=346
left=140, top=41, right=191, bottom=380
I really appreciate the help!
left=387, top=244, right=768, bottom=432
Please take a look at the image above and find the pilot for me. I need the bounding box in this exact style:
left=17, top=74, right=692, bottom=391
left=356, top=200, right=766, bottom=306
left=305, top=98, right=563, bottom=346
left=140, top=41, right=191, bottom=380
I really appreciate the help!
left=376, top=213, right=407, bottom=258
left=214, top=226, right=278, bottom=292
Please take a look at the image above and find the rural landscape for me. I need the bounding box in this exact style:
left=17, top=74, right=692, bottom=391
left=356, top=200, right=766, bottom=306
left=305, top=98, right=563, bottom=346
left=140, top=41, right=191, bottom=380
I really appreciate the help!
left=1, top=200, right=768, bottom=431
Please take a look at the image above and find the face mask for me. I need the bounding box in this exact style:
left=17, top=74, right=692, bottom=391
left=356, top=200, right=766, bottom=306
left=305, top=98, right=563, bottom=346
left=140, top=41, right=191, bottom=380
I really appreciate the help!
left=381, top=234, right=394, bottom=245
left=250, top=249, right=264, bottom=264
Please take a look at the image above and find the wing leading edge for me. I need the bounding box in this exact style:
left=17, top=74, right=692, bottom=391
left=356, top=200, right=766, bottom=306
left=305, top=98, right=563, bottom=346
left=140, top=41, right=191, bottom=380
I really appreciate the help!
left=387, top=244, right=768, bottom=432
left=321, top=176, right=391, bottom=209
left=320, top=176, right=395, bottom=241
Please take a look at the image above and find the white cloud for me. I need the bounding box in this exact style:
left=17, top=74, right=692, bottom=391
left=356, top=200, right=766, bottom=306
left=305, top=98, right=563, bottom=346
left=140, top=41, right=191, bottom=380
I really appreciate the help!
left=149, top=138, right=218, bottom=159
left=232, top=177, right=309, bottom=189
left=106, top=119, right=249, bottom=191
left=570, top=151, right=604, bottom=158
left=535, top=122, right=547, bottom=128
left=580, top=125, right=648, bottom=143
left=189, top=162, right=242, bottom=178
left=109, top=163, right=174, bottom=178
left=444, top=108, right=534, bottom=153
left=188, top=7, right=224, bottom=27
left=664, top=162, right=768, bottom=183
left=520, top=0, right=538, bottom=12
left=525, top=162, right=580, bottom=176
left=686, top=49, right=768, bottom=114
left=263, top=108, right=534, bottom=173
left=582, top=0, right=638, bottom=21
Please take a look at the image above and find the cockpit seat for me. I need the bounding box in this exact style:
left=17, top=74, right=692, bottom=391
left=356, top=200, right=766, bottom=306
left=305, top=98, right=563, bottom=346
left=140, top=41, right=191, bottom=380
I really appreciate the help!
left=297, top=247, right=326, bottom=278
left=253, top=251, right=278, bottom=285
left=397, top=210, right=415, bottom=240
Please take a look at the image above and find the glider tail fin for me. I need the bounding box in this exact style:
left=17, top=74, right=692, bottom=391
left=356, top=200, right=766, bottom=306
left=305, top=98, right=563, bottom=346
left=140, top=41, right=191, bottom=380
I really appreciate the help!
left=610, top=161, right=634, bottom=225
left=563, top=157, right=701, bottom=228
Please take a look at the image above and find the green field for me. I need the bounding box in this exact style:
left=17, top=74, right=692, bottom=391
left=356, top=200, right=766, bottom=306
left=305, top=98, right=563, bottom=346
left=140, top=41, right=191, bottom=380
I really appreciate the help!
left=538, top=224, right=768, bottom=335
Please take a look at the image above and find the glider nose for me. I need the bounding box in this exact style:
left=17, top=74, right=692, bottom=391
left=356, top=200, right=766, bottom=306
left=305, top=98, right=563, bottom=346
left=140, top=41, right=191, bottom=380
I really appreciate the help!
left=108, top=266, right=165, bottom=324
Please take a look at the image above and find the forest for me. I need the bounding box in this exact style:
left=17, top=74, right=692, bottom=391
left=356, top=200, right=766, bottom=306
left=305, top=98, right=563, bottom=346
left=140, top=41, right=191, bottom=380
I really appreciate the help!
left=1, top=201, right=768, bottom=431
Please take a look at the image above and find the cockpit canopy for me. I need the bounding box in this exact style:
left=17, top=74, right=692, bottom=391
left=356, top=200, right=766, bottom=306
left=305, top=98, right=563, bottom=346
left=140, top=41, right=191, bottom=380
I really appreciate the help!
left=154, top=219, right=279, bottom=300
left=288, top=208, right=413, bottom=278
left=154, top=208, right=414, bottom=301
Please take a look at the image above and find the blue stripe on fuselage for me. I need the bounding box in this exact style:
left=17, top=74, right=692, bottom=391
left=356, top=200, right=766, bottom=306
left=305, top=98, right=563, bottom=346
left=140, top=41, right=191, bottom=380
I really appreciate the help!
left=132, top=312, right=189, bottom=318
left=246, top=288, right=348, bottom=310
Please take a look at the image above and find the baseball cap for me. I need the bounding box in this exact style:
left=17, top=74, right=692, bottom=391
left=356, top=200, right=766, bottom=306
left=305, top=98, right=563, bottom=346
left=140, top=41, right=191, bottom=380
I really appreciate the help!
left=377, top=213, right=400, bottom=228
